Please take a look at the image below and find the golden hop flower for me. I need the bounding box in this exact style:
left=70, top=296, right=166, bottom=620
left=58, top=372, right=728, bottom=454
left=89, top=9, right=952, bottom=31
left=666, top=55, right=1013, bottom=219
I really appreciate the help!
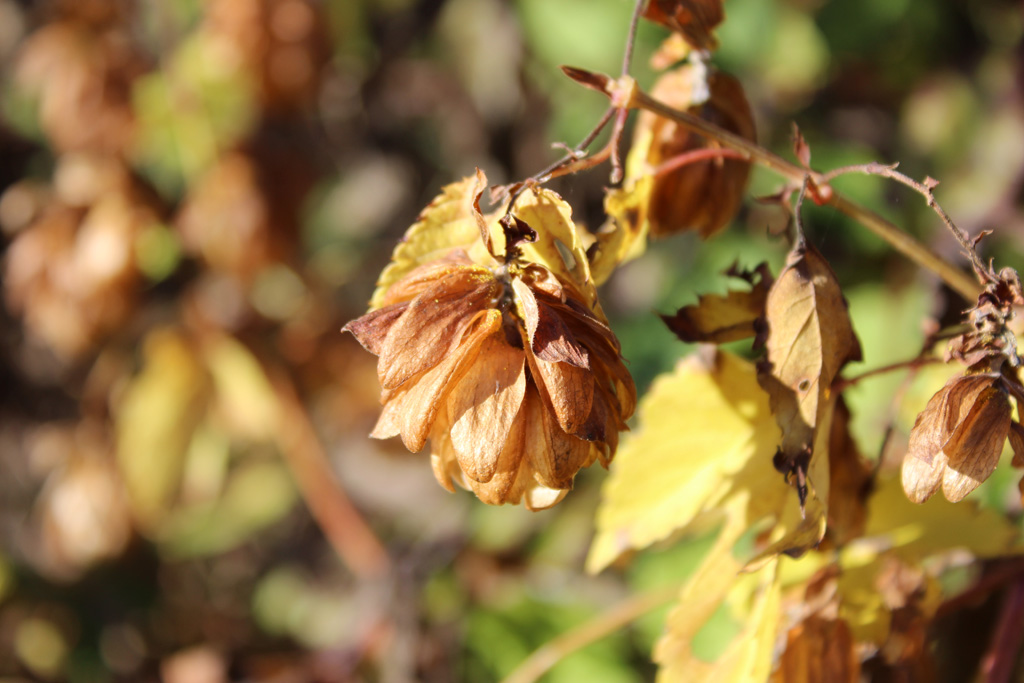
left=901, top=373, right=1016, bottom=503
left=344, top=175, right=635, bottom=510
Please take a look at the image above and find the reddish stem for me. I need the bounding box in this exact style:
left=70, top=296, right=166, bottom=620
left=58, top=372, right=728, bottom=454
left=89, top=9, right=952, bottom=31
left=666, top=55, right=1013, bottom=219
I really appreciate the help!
left=981, top=579, right=1024, bottom=683
left=651, top=146, right=748, bottom=178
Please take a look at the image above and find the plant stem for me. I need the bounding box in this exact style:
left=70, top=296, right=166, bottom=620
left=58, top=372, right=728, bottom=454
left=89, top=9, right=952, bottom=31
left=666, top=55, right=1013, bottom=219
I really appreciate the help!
left=835, top=355, right=942, bottom=392
left=272, top=367, right=392, bottom=579
left=501, top=583, right=680, bottom=683
left=624, top=87, right=983, bottom=301
left=981, top=579, right=1024, bottom=683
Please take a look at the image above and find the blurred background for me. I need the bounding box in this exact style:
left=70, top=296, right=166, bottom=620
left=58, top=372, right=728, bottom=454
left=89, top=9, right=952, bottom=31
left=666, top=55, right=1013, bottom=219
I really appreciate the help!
left=0, top=0, right=1022, bottom=681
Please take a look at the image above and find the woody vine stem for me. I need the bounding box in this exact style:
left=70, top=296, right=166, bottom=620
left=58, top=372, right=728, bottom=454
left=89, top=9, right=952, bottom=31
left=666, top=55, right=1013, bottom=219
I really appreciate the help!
left=515, top=0, right=984, bottom=302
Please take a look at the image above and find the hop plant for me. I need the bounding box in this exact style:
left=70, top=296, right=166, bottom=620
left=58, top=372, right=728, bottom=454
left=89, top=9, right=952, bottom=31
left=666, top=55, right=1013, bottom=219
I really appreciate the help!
left=345, top=173, right=635, bottom=509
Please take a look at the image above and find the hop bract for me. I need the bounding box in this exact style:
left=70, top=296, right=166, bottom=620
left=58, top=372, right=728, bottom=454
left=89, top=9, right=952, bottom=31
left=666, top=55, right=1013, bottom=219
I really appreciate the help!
left=344, top=173, right=635, bottom=510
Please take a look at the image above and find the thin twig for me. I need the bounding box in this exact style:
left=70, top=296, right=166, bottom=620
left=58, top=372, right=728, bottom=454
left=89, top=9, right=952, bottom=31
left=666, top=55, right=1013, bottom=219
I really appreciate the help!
left=502, top=583, right=681, bottom=683
left=612, top=86, right=983, bottom=301
left=834, top=355, right=943, bottom=392
left=271, top=367, right=392, bottom=579
left=621, top=0, right=647, bottom=77
left=651, top=146, right=748, bottom=177
left=821, top=162, right=991, bottom=281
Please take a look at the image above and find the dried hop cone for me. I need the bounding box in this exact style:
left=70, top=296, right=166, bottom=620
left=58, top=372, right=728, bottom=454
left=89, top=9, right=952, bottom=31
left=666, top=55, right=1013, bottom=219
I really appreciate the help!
left=344, top=173, right=636, bottom=510
left=628, top=63, right=755, bottom=239
left=901, top=373, right=1024, bottom=503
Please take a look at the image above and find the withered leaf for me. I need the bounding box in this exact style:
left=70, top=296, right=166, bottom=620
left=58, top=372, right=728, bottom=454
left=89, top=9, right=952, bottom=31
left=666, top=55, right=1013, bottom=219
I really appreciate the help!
left=661, top=262, right=773, bottom=344
left=342, top=302, right=409, bottom=356
left=523, top=389, right=592, bottom=490
left=757, top=241, right=861, bottom=507
left=824, top=398, right=872, bottom=548
left=642, top=0, right=724, bottom=52
left=371, top=309, right=500, bottom=452
left=1009, top=421, right=1024, bottom=467
left=772, top=617, right=860, bottom=683
left=524, top=337, right=595, bottom=437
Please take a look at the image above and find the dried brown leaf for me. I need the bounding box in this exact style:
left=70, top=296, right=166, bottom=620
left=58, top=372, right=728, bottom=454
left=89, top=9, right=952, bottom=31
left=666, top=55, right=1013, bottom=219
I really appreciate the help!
left=1009, top=421, right=1024, bottom=468
left=824, top=398, right=872, bottom=547
left=772, top=617, right=860, bottom=683
left=342, top=302, right=409, bottom=356
left=661, top=262, right=772, bottom=343
left=371, top=310, right=501, bottom=452
left=642, top=0, right=724, bottom=52
left=757, top=242, right=860, bottom=504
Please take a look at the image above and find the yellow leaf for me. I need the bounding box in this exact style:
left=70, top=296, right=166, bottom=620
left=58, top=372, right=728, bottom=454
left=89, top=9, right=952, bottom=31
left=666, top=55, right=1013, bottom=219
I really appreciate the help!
left=115, top=328, right=210, bottom=529
left=656, top=549, right=782, bottom=683
left=589, top=177, right=652, bottom=286
left=587, top=349, right=785, bottom=573
left=369, top=174, right=485, bottom=309
left=510, top=187, right=597, bottom=307
left=203, top=333, right=280, bottom=441
left=862, top=473, right=1023, bottom=561
left=661, top=263, right=773, bottom=344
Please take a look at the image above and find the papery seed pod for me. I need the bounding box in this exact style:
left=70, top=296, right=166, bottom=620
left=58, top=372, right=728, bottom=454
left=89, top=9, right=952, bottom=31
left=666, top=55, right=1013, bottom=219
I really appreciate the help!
left=901, top=373, right=1012, bottom=503
left=628, top=64, right=755, bottom=239
left=344, top=177, right=635, bottom=510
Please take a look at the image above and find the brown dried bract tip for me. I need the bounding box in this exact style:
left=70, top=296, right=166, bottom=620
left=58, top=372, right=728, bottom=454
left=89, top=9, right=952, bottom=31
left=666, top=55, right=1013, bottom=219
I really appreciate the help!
left=901, top=373, right=1013, bottom=503
left=632, top=64, right=755, bottom=239
left=642, top=0, right=724, bottom=53
left=344, top=198, right=635, bottom=510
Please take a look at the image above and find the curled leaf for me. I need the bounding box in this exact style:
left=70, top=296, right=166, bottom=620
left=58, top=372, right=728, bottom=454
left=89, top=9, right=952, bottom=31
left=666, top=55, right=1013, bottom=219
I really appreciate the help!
left=642, top=0, right=725, bottom=52
left=661, top=262, right=773, bottom=344
left=757, top=241, right=861, bottom=508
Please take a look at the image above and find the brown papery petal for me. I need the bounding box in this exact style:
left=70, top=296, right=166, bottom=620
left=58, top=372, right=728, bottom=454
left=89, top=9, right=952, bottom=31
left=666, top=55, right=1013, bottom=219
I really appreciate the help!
left=428, top=419, right=460, bottom=493
left=523, top=389, right=593, bottom=489
left=379, top=251, right=474, bottom=307
left=342, top=301, right=409, bottom=356
left=447, top=334, right=527, bottom=483
left=395, top=310, right=501, bottom=452
left=523, top=485, right=568, bottom=511
left=378, top=267, right=499, bottom=390
left=905, top=383, right=959, bottom=469
left=1009, top=421, right=1024, bottom=468
left=468, top=411, right=527, bottom=505
left=902, top=450, right=947, bottom=504
left=512, top=278, right=589, bottom=368
left=942, top=386, right=1011, bottom=502
left=526, top=343, right=595, bottom=436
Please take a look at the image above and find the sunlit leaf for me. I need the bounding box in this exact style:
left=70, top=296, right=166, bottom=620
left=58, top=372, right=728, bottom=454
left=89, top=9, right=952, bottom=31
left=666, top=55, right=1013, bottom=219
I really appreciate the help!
left=370, top=174, right=485, bottom=309
left=757, top=240, right=860, bottom=509
left=589, top=177, right=651, bottom=286
left=656, top=549, right=781, bottom=682
left=588, top=349, right=788, bottom=573
left=661, top=263, right=772, bottom=344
